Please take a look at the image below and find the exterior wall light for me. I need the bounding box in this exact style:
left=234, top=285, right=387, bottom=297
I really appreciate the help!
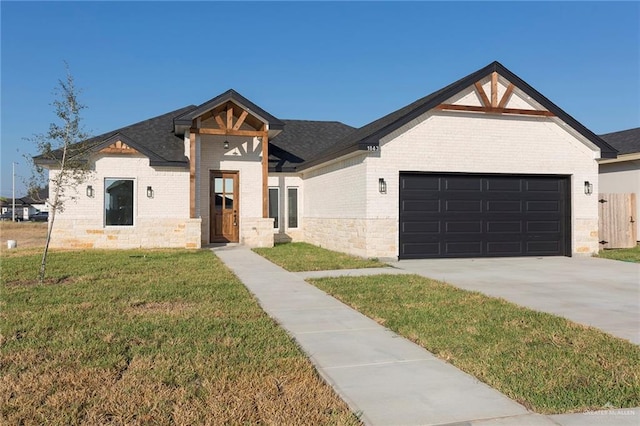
left=146, top=186, right=154, bottom=198
left=86, top=185, right=94, bottom=198
left=379, top=178, right=387, bottom=194
left=223, top=140, right=230, bottom=149
left=584, top=181, right=593, bottom=195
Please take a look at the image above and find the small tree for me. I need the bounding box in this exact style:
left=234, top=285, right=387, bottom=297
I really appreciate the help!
left=28, top=64, right=92, bottom=283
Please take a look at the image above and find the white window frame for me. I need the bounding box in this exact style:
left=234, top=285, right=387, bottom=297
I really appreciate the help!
left=287, top=186, right=299, bottom=229
left=268, top=187, right=279, bottom=231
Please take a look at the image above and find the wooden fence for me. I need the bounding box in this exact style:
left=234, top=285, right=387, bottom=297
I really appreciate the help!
left=598, top=193, right=637, bottom=249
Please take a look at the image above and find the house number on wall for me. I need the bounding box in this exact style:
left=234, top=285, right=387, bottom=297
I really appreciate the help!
left=366, top=145, right=379, bottom=152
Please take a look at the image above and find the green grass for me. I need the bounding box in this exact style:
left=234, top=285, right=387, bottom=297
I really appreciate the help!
left=1, top=249, right=358, bottom=425
left=596, top=244, right=640, bottom=263
left=253, top=242, right=386, bottom=271
left=311, top=274, right=640, bottom=414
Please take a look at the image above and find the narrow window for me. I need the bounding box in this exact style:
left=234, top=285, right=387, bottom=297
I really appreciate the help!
left=105, top=179, right=134, bottom=226
left=268, top=187, right=279, bottom=229
left=287, top=187, right=298, bottom=228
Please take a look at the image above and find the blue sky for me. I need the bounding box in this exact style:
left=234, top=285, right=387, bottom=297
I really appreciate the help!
left=1, top=1, right=639, bottom=197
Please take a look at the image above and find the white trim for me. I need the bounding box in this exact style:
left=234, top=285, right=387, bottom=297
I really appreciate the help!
left=268, top=186, right=279, bottom=231
left=598, top=152, right=640, bottom=164
left=286, top=186, right=299, bottom=229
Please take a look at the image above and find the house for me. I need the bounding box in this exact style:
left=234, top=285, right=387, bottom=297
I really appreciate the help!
left=598, top=127, right=640, bottom=233
left=0, top=190, right=48, bottom=220
left=35, top=61, right=617, bottom=258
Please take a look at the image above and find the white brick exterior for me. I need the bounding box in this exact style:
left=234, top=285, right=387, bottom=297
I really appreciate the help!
left=267, top=174, right=304, bottom=243
left=46, top=75, right=603, bottom=257
left=196, top=133, right=270, bottom=246
left=301, top=85, right=601, bottom=259
left=49, top=154, right=201, bottom=249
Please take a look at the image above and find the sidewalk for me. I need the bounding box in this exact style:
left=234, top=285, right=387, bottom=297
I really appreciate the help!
left=213, top=246, right=639, bottom=426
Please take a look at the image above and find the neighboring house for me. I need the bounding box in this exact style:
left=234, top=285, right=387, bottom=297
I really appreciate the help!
left=599, top=127, right=640, bottom=224
left=21, top=187, right=50, bottom=214
left=0, top=195, right=44, bottom=220
left=35, top=61, right=617, bottom=259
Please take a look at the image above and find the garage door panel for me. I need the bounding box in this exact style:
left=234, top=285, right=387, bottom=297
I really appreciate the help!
left=402, top=200, right=440, bottom=212
left=486, top=179, right=522, bottom=192
left=445, top=221, right=482, bottom=233
left=403, top=243, right=441, bottom=256
left=486, top=241, right=523, bottom=255
left=402, top=221, right=440, bottom=233
left=486, top=200, right=522, bottom=212
left=526, top=241, right=560, bottom=254
left=446, top=241, right=483, bottom=255
left=402, top=176, right=440, bottom=190
left=445, top=177, right=482, bottom=191
left=446, top=200, right=482, bottom=213
left=399, top=173, right=569, bottom=259
left=527, top=221, right=560, bottom=233
left=526, top=180, right=561, bottom=192
left=487, top=221, right=522, bottom=233
left=526, top=200, right=560, bottom=212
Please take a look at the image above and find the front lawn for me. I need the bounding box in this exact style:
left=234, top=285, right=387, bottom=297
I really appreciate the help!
left=596, top=244, right=640, bottom=263
left=1, top=250, right=357, bottom=425
left=311, top=274, right=640, bottom=414
left=253, top=242, right=386, bottom=271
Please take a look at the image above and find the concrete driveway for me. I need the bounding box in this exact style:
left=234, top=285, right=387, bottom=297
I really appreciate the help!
left=395, top=256, right=640, bottom=344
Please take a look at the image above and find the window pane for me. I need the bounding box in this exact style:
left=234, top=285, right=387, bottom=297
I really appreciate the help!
left=288, top=187, right=298, bottom=228
left=225, top=194, right=233, bottom=210
left=224, top=178, right=234, bottom=193
left=214, top=178, right=223, bottom=193
left=105, top=179, right=134, bottom=226
left=268, top=188, right=279, bottom=229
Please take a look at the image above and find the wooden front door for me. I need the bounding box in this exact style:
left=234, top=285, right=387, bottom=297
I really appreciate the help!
left=210, top=171, right=239, bottom=243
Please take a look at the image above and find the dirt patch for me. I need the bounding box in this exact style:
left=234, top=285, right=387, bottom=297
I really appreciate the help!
left=3, top=276, right=75, bottom=287
left=0, top=221, right=47, bottom=251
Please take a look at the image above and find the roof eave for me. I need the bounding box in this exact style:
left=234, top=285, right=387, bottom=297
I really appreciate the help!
left=149, top=159, right=189, bottom=168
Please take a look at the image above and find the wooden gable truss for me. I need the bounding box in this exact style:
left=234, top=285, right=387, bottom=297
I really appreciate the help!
left=188, top=101, right=270, bottom=219
left=436, top=72, right=555, bottom=117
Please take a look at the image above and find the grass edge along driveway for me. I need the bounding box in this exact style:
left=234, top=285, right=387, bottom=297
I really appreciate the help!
left=310, top=274, right=640, bottom=415
left=1, top=249, right=359, bottom=425
left=253, top=242, right=385, bottom=271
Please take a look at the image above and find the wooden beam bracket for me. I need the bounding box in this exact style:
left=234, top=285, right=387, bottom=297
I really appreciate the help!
left=435, top=104, right=554, bottom=117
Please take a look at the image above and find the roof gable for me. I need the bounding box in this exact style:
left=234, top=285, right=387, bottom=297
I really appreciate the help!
left=173, top=89, right=285, bottom=134
left=299, top=61, right=617, bottom=170
left=93, top=133, right=168, bottom=166
left=34, top=106, right=194, bottom=168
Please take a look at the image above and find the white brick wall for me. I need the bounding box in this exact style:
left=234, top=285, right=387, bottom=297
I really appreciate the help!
left=268, top=174, right=304, bottom=242
left=296, top=104, right=601, bottom=259
left=198, top=134, right=270, bottom=245
left=49, top=154, right=199, bottom=248
left=368, top=110, right=600, bottom=256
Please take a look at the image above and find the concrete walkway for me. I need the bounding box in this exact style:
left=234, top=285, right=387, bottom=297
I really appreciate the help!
left=214, top=246, right=639, bottom=425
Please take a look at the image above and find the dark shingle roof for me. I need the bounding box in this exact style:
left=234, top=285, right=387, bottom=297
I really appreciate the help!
left=298, top=61, right=617, bottom=169
left=269, top=120, right=356, bottom=171
left=599, top=127, right=640, bottom=155
left=34, top=106, right=196, bottom=167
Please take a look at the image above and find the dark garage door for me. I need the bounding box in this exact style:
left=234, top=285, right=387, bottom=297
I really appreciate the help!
left=399, top=173, right=570, bottom=259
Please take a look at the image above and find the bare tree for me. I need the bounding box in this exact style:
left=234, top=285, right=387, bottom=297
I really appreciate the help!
left=28, top=64, right=92, bottom=283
